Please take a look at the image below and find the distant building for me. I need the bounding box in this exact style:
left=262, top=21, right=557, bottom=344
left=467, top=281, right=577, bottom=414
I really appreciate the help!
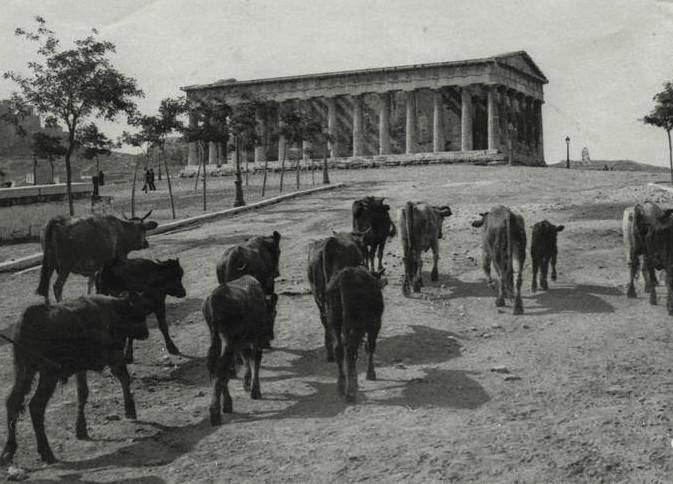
left=181, top=50, right=547, bottom=168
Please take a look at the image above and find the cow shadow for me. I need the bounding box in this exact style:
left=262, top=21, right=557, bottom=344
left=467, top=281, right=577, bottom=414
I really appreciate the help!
left=163, top=297, right=203, bottom=323
left=30, top=475, right=165, bottom=484
left=527, top=284, right=618, bottom=315
left=55, top=418, right=217, bottom=472
left=266, top=324, right=463, bottom=381
left=412, top=272, right=496, bottom=300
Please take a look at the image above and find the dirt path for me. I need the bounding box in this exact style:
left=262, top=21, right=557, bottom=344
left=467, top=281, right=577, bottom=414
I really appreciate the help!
left=1, top=165, right=673, bottom=482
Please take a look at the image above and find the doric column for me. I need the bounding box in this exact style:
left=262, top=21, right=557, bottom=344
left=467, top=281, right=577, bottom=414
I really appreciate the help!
left=208, top=141, right=218, bottom=165
left=254, top=109, right=266, bottom=163
left=378, top=92, right=391, bottom=155
left=277, top=105, right=286, bottom=161
left=536, top=100, right=544, bottom=162
left=487, top=86, right=498, bottom=150
left=352, top=95, right=364, bottom=157
left=326, top=97, right=338, bottom=158
left=187, top=112, right=198, bottom=165
left=405, top=90, right=416, bottom=154
left=432, top=90, right=444, bottom=152
left=461, top=87, right=473, bottom=151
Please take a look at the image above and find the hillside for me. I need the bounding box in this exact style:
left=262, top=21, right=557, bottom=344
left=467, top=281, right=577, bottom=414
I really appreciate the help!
left=548, top=159, right=669, bottom=172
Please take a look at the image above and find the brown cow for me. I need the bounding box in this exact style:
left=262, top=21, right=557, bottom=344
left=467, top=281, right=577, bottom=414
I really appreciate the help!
left=399, top=201, right=452, bottom=295
left=531, top=220, right=564, bottom=292
left=352, top=196, right=396, bottom=271
left=639, top=207, right=673, bottom=311
left=472, top=206, right=526, bottom=315
left=622, top=202, right=666, bottom=302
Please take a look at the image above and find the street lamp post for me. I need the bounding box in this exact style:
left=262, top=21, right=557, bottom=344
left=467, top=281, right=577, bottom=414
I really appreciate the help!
left=565, top=136, right=570, bottom=169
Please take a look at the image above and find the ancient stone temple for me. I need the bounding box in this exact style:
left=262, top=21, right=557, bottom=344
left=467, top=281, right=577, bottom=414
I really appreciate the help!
left=180, top=50, right=547, bottom=169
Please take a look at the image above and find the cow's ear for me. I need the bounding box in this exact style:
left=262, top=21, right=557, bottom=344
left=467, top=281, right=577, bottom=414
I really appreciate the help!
left=479, top=212, right=488, bottom=217
left=383, top=204, right=390, bottom=211
left=273, top=231, right=281, bottom=243
left=376, top=277, right=388, bottom=289
left=471, top=219, right=484, bottom=228
left=144, top=221, right=158, bottom=230
left=556, top=225, right=565, bottom=232
left=439, top=206, right=452, bottom=217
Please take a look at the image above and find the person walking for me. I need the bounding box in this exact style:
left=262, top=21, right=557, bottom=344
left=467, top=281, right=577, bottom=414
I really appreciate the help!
left=142, top=169, right=150, bottom=193
left=148, top=168, right=156, bottom=191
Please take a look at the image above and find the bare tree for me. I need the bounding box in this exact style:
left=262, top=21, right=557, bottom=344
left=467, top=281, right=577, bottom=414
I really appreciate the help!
left=643, top=82, right=673, bottom=184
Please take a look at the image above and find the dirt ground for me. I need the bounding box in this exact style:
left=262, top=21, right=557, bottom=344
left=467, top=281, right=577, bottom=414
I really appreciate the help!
left=1, top=164, right=673, bottom=483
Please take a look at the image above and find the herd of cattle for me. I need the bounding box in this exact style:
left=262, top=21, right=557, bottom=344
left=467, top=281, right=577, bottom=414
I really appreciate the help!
left=1, top=195, right=673, bottom=466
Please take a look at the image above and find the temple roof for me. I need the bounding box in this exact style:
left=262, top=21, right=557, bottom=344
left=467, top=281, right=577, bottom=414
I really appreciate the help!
left=182, top=50, right=548, bottom=92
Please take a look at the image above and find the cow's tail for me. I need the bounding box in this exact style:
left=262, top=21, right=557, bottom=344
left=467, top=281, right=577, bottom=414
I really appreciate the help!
left=321, top=238, right=336, bottom=292
left=401, top=202, right=415, bottom=293
left=205, top=311, right=222, bottom=380
left=388, top=219, right=397, bottom=239
left=36, top=218, right=58, bottom=302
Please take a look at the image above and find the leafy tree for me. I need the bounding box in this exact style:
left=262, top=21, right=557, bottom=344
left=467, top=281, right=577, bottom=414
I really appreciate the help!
left=78, top=123, right=114, bottom=174
left=32, top=131, right=66, bottom=183
left=227, top=101, right=259, bottom=206
left=4, top=16, right=143, bottom=215
left=643, top=82, right=673, bottom=184
left=183, top=97, right=231, bottom=210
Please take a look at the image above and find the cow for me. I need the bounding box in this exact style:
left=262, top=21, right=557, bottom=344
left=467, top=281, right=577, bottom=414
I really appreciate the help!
left=352, top=196, right=396, bottom=271
left=531, top=220, right=565, bottom=292
left=0, top=292, right=156, bottom=465
left=95, top=258, right=187, bottom=362
left=36, top=211, right=158, bottom=303
left=216, top=231, right=281, bottom=346
left=636, top=205, right=673, bottom=310
left=307, top=232, right=365, bottom=362
left=472, top=206, right=526, bottom=315
left=622, top=202, right=667, bottom=302
left=398, top=201, right=452, bottom=295
left=203, top=275, right=277, bottom=426
left=325, top=266, right=387, bottom=402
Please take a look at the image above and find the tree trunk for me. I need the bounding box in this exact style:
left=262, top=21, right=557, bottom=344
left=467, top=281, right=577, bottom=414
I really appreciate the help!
left=131, top=156, right=141, bottom=218
left=50, top=160, right=54, bottom=184
left=245, top=150, right=249, bottom=187
left=96, top=156, right=100, bottom=174
left=296, top=151, right=301, bottom=190
left=162, top=147, right=176, bottom=219
left=322, top=142, right=330, bottom=184
left=261, top=154, right=269, bottom=197
left=234, top=137, right=245, bottom=207
left=666, top=129, right=673, bottom=185
left=202, top=141, right=207, bottom=211
left=311, top=157, right=315, bottom=185
left=279, top=144, right=286, bottom=193
left=193, top=143, right=202, bottom=192
left=32, top=156, right=37, bottom=185
left=64, top=151, right=74, bottom=216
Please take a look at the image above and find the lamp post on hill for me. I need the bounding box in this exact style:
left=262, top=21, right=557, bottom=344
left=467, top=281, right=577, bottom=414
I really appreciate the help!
left=565, top=136, right=570, bottom=169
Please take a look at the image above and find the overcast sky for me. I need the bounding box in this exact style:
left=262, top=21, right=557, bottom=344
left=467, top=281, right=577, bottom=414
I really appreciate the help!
left=2, top=0, right=673, bottom=165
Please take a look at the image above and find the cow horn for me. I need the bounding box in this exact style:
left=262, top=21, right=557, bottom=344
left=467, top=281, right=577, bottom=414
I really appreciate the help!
left=352, top=227, right=372, bottom=236
left=141, top=209, right=153, bottom=221
left=121, top=212, right=129, bottom=220
left=237, top=262, right=247, bottom=271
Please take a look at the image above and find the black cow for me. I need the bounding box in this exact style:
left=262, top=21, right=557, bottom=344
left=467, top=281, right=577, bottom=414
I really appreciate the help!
left=641, top=209, right=673, bottom=312
left=0, top=293, right=155, bottom=465
left=531, top=220, right=564, bottom=292
left=96, top=258, right=187, bottom=362
left=472, top=206, right=526, bottom=315
left=352, top=196, right=396, bottom=271
left=325, top=266, right=387, bottom=402
left=216, top=232, right=281, bottom=345
left=37, top=211, right=157, bottom=303
left=203, top=275, right=277, bottom=426
left=307, top=232, right=365, bottom=362
left=399, top=201, right=452, bottom=295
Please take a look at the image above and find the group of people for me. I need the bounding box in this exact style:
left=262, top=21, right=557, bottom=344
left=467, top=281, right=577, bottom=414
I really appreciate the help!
left=142, top=168, right=157, bottom=193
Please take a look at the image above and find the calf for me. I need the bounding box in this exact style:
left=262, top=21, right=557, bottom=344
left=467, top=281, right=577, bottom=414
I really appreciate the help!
left=0, top=293, right=155, bottom=465
left=623, top=202, right=665, bottom=301
left=352, top=196, right=396, bottom=271
left=96, top=258, right=187, bottom=362
left=472, top=206, right=526, bottom=315
left=640, top=208, right=673, bottom=311
left=325, top=266, right=387, bottom=402
left=307, top=232, right=365, bottom=362
left=399, top=201, right=452, bottom=295
left=531, top=220, right=564, bottom=292
left=203, top=275, right=276, bottom=426
left=216, top=231, right=281, bottom=345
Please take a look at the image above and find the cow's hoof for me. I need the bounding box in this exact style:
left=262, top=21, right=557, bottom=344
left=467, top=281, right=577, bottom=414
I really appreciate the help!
left=166, top=342, right=180, bottom=355
left=76, top=425, right=89, bottom=440
left=541, top=281, right=548, bottom=291
left=495, top=297, right=506, bottom=308
left=626, top=286, right=637, bottom=298
left=210, top=411, right=222, bottom=426
left=649, top=294, right=658, bottom=305
left=337, top=379, right=346, bottom=396
left=125, top=409, right=137, bottom=420
left=413, top=281, right=422, bottom=293
left=366, top=369, right=376, bottom=381
left=513, top=304, right=524, bottom=316
left=39, top=449, right=57, bottom=464
left=0, top=452, right=13, bottom=467
left=345, top=393, right=357, bottom=403
left=251, top=388, right=261, bottom=400
left=431, top=269, right=438, bottom=282
left=124, top=354, right=134, bottom=364
left=222, top=401, right=233, bottom=414
left=402, top=284, right=410, bottom=297
left=551, top=273, right=557, bottom=282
